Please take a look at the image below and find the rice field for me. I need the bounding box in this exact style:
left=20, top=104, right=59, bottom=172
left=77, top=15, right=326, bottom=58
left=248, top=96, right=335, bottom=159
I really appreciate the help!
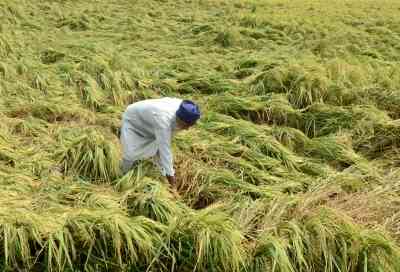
left=1, top=0, right=400, bottom=271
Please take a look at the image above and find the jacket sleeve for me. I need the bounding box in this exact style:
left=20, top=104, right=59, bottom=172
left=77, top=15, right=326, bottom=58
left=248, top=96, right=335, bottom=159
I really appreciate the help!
left=153, top=116, right=175, bottom=177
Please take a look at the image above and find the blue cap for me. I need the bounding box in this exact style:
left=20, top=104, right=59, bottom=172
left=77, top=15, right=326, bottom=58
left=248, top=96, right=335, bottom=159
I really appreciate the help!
left=176, top=100, right=201, bottom=125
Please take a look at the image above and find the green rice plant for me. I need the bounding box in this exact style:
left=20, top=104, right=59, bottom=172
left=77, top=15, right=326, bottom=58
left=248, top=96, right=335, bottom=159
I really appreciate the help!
left=0, top=172, right=166, bottom=270
left=15, top=61, right=28, bottom=75
left=166, top=204, right=245, bottom=272
left=56, top=128, right=120, bottom=182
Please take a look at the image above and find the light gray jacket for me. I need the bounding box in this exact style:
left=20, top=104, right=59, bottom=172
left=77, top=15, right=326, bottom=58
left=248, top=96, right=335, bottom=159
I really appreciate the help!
left=122, top=97, right=182, bottom=176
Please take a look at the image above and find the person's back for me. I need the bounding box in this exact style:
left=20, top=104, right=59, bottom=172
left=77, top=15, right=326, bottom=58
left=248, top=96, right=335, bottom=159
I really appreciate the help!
left=123, top=97, right=182, bottom=137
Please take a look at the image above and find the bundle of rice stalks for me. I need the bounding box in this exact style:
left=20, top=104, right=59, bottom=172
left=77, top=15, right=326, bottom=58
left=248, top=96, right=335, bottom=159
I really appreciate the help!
left=0, top=166, right=40, bottom=193
left=165, top=204, right=245, bottom=272
left=173, top=154, right=214, bottom=207
left=0, top=207, right=165, bottom=271
left=301, top=103, right=354, bottom=137
left=58, top=182, right=122, bottom=210
left=207, top=94, right=271, bottom=122
left=251, top=62, right=329, bottom=108
left=108, top=70, right=135, bottom=106
left=298, top=209, right=400, bottom=272
left=239, top=15, right=260, bottom=28
left=40, top=49, right=65, bottom=65
left=354, top=119, right=400, bottom=157
left=204, top=168, right=287, bottom=200
left=0, top=129, right=17, bottom=167
left=244, top=198, right=400, bottom=272
left=65, top=211, right=165, bottom=270
left=271, top=126, right=310, bottom=152
left=0, top=36, right=12, bottom=57
left=0, top=61, right=11, bottom=79
left=56, top=128, right=120, bottom=182
left=304, top=135, right=362, bottom=168
left=75, top=72, right=106, bottom=111
left=214, top=30, right=238, bottom=47
left=30, top=73, right=49, bottom=93
left=177, top=130, right=286, bottom=185
left=366, top=87, right=400, bottom=118
left=176, top=73, right=236, bottom=94
left=174, top=153, right=288, bottom=208
left=12, top=116, right=50, bottom=137
left=201, top=113, right=301, bottom=170
left=233, top=58, right=258, bottom=79
left=78, top=58, right=134, bottom=106
left=208, top=93, right=301, bottom=125
left=250, top=233, right=295, bottom=272
left=119, top=175, right=185, bottom=224
left=4, top=99, right=95, bottom=124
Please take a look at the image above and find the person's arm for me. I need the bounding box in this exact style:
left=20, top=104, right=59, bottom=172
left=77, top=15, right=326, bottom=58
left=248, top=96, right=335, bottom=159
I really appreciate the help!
left=152, top=154, right=176, bottom=187
left=154, top=121, right=175, bottom=181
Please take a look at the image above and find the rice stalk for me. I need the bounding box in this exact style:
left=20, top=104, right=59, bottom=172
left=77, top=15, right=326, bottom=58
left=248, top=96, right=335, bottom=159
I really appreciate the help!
left=119, top=177, right=185, bottom=223
left=167, top=204, right=245, bottom=272
left=75, top=72, right=106, bottom=111
left=56, top=129, right=120, bottom=182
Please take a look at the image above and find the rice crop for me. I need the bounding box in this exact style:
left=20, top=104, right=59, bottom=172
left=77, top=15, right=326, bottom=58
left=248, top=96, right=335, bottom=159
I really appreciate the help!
left=1, top=0, right=400, bottom=270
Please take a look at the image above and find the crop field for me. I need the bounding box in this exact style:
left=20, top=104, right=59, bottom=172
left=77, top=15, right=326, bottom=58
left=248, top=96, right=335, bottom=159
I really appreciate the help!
left=1, top=0, right=400, bottom=271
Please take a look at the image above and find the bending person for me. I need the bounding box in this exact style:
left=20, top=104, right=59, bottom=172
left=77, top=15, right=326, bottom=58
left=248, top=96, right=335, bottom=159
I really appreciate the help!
left=120, top=97, right=200, bottom=187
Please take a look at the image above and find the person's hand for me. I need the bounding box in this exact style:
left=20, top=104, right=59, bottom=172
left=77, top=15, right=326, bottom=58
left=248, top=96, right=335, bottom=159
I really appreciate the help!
left=166, top=175, right=176, bottom=187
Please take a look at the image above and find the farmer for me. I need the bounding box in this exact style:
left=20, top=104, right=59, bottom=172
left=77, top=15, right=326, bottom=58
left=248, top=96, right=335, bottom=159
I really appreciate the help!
left=120, top=97, right=201, bottom=187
